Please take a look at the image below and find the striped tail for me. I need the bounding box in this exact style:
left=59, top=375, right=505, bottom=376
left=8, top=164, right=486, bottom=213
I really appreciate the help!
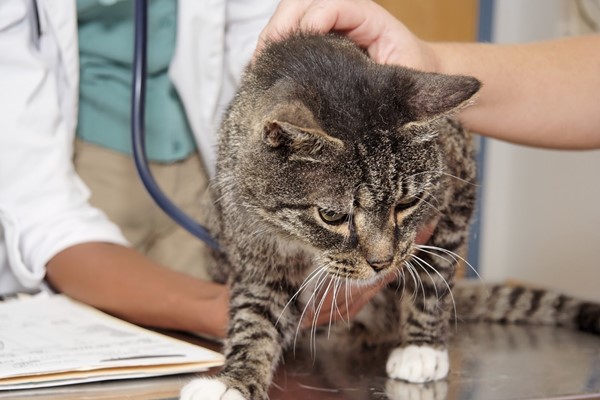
left=453, top=281, right=600, bottom=335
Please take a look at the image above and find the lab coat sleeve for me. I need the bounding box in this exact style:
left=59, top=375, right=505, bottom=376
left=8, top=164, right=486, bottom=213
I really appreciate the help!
left=202, top=0, right=277, bottom=164
left=224, top=0, right=279, bottom=85
left=0, top=0, right=128, bottom=293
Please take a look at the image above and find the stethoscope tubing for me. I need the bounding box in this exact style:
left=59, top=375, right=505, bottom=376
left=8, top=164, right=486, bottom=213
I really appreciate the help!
left=131, top=0, right=220, bottom=250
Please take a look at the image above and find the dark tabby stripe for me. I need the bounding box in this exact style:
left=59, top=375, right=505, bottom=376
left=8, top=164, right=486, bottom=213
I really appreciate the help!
left=577, top=302, right=600, bottom=334
left=454, top=283, right=600, bottom=335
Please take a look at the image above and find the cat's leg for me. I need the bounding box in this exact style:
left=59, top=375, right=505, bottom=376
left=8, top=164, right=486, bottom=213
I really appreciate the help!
left=180, top=278, right=299, bottom=400
left=387, top=212, right=470, bottom=383
left=386, top=131, right=476, bottom=383
left=385, top=271, right=453, bottom=383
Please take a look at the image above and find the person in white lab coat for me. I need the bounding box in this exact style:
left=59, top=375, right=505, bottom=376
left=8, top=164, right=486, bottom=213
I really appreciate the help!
left=0, top=0, right=286, bottom=338
left=1, top=0, right=407, bottom=339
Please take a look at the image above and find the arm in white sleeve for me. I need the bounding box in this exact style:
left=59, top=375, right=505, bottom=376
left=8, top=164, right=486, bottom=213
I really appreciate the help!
left=0, top=0, right=127, bottom=294
left=224, top=0, right=279, bottom=83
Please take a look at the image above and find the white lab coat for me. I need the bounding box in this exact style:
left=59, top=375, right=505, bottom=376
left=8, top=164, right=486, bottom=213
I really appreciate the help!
left=0, top=0, right=278, bottom=295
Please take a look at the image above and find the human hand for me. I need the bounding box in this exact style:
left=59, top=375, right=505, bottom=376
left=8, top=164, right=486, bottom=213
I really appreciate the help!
left=256, top=0, right=438, bottom=72
left=303, top=218, right=438, bottom=329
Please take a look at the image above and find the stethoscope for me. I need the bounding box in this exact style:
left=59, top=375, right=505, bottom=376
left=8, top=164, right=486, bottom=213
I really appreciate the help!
left=131, top=0, right=219, bottom=250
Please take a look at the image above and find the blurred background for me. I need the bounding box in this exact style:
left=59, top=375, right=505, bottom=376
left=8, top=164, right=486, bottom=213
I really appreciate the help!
left=376, top=0, right=600, bottom=302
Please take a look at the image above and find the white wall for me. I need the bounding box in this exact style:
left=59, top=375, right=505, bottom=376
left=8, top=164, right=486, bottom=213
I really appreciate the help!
left=479, top=0, right=600, bottom=301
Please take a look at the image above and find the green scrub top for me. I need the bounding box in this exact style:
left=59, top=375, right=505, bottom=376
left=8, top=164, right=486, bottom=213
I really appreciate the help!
left=76, top=0, right=196, bottom=163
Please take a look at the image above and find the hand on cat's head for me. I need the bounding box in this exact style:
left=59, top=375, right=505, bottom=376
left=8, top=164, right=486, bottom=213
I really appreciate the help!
left=256, top=0, right=439, bottom=73
left=302, top=218, right=438, bottom=329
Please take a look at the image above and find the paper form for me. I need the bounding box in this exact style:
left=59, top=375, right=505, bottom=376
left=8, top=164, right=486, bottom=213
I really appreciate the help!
left=0, top=294, right=223, bottom=390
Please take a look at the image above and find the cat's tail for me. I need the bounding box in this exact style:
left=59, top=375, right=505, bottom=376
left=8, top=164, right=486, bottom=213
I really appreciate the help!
left=453, top=281, right=600, bottom=335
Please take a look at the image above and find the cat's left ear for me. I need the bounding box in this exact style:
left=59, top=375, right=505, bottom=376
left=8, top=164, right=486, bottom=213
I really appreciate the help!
left=262, top=102, right=343, bottom=161
left=407, top=71, right=481, bottom=121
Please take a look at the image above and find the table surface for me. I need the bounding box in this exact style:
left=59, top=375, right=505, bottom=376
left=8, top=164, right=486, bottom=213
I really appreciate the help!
left=3, top=323, right=600, bottom=400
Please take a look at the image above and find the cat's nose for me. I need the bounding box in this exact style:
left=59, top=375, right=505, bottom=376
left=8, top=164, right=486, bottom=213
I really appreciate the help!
left=367, top=256, right=393, bottom=271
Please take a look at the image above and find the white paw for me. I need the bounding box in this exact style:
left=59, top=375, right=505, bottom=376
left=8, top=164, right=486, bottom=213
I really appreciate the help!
left=180, top=378, right=246, bottom=400
left=386, top=345, right=449, bottom=383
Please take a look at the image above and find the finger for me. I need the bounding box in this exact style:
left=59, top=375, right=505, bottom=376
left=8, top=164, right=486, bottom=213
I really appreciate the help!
left=257, top=0, right=385, bottom=57
left=299, top=0, right=385, bottom=48
left=301, top=0, right=431, bottom=68
left=298, top=0, right=367, bottom=33
left=255, top=0, right=313, bottom=56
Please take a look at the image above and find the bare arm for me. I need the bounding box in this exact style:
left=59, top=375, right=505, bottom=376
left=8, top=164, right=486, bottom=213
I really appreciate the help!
left=432, top=37, right=600, bottom=149
left=46, top=243, right=230, bottom=339
left=258, top=0, right=600, bottom=149
left=46, top=240, right=418, bottom=337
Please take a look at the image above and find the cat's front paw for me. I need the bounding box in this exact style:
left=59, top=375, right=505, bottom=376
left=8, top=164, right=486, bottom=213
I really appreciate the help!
left=386, top=345, right=449, bottom=383
left=180, top=378, right=246, bottom=400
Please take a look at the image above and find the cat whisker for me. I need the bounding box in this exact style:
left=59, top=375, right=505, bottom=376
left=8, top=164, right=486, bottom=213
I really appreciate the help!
left=408, top=255, right=440, bottom=303
left=278, top=265, right=327, bottom=327
left=292, top=266, right=329, bottom=355
left=414, top=194, right=443, bottom=215
left=413, top=265, right=426, bottom=306
left=438, top=171, right=479, bottom=187
left=390, top=266, right=408, bottom=304
left=420, top=189, right=442, bottom=207
left=405, top=170, right=439, bottom=180
left=333, top=276, right=347, bottom=324
left=311, top=269, right=331, bottom=312
left=414, top=246, right=454, bottom=267
left=410, top=254, right=458, bottom=328
left=408, top=170, right=478, bottom=187
left=402, top=262, right=417, bottom=303
left=416, top=244, right=483, bottom=282
left=312, top=278, right=335, bottom=358
left=327, top=277, right=343, bottom=339
left=403, top=262, right=423, bottom=304
left=395, top=267, right=408, bottom=302
left=344, top=276, right=351, bottom=325
left=304, top=269, right=332, bottom=356
left=211, top=190, right=229, bottom=206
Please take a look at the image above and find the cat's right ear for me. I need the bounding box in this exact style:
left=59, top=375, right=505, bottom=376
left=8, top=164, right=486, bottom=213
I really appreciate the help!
left=262, top=103, right=343, bottom=162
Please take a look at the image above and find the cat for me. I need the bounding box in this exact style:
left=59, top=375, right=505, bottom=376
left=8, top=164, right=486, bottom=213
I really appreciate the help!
left=181, top=32, right=600, bottom=400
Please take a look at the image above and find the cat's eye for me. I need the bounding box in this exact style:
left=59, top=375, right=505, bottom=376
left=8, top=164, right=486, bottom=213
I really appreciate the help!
left=395, top=196, right=421, bottom=212
left=318, top=208, right=347, bottom=224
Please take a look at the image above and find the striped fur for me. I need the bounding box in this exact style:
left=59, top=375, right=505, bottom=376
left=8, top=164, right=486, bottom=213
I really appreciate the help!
left=454, top=282, right=600, bottom=335
left=180, top=33, right=598, bottom=400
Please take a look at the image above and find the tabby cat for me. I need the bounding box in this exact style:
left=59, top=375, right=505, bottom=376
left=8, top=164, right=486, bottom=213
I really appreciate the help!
left=181, top=33, right=600, bottom=400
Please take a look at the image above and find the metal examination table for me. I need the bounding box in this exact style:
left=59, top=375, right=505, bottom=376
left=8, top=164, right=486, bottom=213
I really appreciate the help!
left=3, top=323, right=599, bottom=400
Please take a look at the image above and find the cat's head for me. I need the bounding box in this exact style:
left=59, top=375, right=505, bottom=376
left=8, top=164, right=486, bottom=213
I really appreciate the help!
left=228, top=33, right=479, bottom=282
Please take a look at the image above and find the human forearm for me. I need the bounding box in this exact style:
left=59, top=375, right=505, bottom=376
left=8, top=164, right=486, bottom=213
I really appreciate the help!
left=430, top=36, right=600, bottom=149
left=46, top=242, right=229, bottom=338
